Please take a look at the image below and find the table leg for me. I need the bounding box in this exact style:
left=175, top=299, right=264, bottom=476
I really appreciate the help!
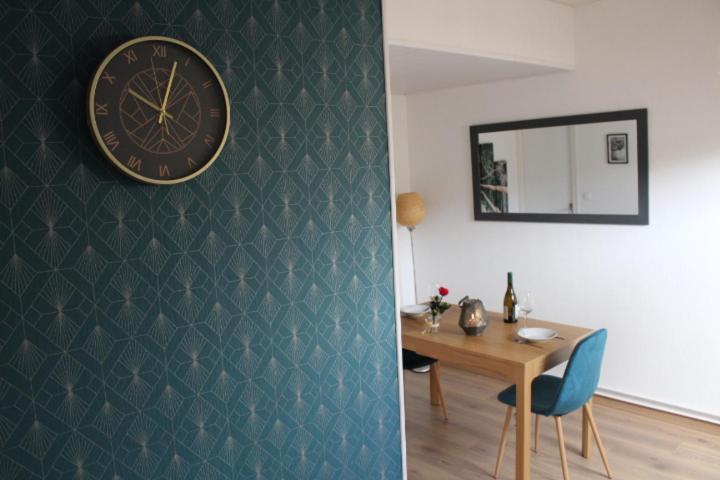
left=429, top=363, right=440, bottom=406
left=516, top=369, right=531, bottom=480
left=582, top=398, right=592, bottom=458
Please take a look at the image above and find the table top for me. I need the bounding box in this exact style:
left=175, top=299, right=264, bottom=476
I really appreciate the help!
left=402, top=305, right=593, bottom=376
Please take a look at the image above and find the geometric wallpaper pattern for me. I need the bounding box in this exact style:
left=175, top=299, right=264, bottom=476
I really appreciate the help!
left=0, top=1, right=401, bottom=478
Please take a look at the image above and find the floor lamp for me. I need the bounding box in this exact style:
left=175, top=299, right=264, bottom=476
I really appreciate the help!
left=396, top=192, right=426, bottom=304
left=397, top=192, right=429, bottom=373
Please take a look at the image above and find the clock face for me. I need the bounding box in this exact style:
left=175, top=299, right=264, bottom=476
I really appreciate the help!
left=88, top=36, right=230, bottom=184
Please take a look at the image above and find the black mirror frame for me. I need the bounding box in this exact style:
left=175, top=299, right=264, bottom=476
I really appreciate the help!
left=469, top=108, right=648, bottom=225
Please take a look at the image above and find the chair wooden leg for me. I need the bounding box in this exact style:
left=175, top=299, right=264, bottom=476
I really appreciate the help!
left=534, top=414, right=540, bottom=452
left=582, top=398, right=592, bottom=458
left=583, top=403, right=613, bottom=478
left=494, top=406, right=513, bottom=479
left=429, top=363, right=448, bottom=421
left=554, top=416, right=571, bottom=480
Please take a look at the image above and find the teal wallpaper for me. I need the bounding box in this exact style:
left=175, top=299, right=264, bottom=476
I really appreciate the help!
left=0, top=1, right=401, bottom=479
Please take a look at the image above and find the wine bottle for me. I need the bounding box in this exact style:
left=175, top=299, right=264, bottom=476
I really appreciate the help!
left=503, top=272, right=517, bottom=323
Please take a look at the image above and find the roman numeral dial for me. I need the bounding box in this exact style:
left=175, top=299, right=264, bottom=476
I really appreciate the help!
left=88, top=36, right=230, bottom=185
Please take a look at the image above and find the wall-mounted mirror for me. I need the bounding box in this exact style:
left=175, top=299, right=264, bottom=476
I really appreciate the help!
left=470, top=109, right=648, bottom=225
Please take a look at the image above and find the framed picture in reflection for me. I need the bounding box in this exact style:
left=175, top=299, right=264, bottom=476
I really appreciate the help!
left=607, top=133, right=628, bottom=164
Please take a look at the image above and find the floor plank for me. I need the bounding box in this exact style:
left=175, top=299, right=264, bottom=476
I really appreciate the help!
left=404, top=365, right=720, bottom=480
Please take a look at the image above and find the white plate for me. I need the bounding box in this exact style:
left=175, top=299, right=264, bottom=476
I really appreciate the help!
left=517, top=327, right=558, bottom=342
left=400, top=304, right=429, bottom=316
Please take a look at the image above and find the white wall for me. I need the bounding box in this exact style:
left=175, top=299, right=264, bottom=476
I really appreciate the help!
left=384, top=0, right=575, bottom=68
left=391, top=94, right=416, bottom=306
left=398, top=0, right=720, bottom=421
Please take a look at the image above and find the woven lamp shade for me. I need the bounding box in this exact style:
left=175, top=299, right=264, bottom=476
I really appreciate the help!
left=396, top=192, right=426, bottom=227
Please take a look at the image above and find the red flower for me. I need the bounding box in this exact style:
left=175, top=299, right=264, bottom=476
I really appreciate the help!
left=438, top=287, right=449, bottom=296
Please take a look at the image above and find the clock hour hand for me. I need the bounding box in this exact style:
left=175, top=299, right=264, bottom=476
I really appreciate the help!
left=159, top=61, right=177, bottom=125
left=127, top=88, right=174, bottom=119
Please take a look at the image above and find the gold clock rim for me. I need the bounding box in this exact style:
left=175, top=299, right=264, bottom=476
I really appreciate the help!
left=87, top=35, right=231, bottom=186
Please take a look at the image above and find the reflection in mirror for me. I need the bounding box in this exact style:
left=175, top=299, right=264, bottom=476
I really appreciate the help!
left=470, top=109, right=648, bottom=225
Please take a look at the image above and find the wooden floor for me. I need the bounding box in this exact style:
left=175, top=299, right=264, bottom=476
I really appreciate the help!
left=404, top=365, right=720, bottom=480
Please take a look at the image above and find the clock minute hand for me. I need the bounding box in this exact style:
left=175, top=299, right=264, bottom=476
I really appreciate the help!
left=127, top=89, right=174, bottom=119
left=159, top=61, right=177, bottom=125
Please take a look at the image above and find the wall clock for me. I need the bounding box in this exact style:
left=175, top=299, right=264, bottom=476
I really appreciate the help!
left=88, top=36, right=230, bottom=185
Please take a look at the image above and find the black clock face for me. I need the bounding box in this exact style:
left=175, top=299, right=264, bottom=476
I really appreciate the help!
left=89, top=36, right=229, bottom=184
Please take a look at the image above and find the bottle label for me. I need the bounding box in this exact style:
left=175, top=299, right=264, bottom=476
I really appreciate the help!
left=504, top=305, right=516, bottom=323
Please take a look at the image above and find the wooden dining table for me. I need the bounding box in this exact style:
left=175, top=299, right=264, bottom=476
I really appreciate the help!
left=401, top=305, right=593, bottom=480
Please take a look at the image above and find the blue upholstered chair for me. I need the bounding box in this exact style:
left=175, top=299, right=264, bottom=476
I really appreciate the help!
left=493, top=329, right=612, bottom=480
left=402, top=349, right=448, bottom=420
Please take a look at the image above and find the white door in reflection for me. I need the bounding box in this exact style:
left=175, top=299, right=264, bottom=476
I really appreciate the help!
left=519, top=126, right=573, bottom=213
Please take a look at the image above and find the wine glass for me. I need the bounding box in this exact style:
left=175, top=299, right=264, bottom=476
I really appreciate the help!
left=517, top=292, right=534, bottom=334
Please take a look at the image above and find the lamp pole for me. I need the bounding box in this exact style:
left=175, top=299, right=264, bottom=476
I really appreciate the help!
left=407, top=225, right=418, bottom=303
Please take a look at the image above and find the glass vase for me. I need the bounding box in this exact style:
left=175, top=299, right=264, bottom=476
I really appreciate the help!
left=424, top=311, right=442, bottom=334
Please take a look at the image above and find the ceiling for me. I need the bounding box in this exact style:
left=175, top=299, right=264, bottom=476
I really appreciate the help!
left=388, top=44, right=569, bottom=95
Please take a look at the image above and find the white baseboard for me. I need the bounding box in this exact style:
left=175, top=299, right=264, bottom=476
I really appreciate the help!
left=595, top=387, right=720, bottom=426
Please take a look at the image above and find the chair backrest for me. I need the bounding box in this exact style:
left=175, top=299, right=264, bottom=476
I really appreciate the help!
left=549, top=329, right=607, bottom=416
